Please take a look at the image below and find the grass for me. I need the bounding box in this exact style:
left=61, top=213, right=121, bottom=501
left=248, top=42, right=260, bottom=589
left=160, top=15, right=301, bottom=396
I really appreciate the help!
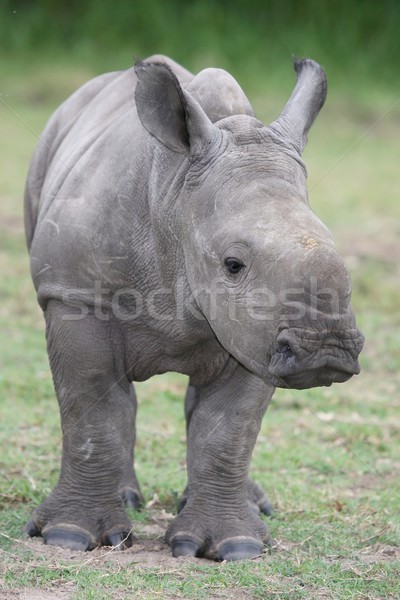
left=2, top=0, right=400, bottom=95
left=0, top=56, right=399, bottom=599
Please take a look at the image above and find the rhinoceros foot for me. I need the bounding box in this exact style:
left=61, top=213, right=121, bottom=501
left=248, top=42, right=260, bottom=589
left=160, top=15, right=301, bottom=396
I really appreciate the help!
left=25, top=487, right=134, bottom=551
left=166, top=499, right=269, bottom=561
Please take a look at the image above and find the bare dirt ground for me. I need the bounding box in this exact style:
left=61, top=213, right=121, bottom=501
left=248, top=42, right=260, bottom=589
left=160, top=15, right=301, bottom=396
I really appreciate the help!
left=4, top=541, right=399, bottom=600
left=2, top=507, right=399, bottom=600
left=1, top=512, right=223, bottom=600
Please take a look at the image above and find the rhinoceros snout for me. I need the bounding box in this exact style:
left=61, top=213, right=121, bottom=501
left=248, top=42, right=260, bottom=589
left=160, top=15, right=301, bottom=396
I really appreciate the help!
left=268, top=326, right=364, bottom=390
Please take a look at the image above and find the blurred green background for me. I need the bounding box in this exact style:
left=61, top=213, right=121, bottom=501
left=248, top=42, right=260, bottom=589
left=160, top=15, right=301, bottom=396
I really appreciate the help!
left=1, top=0, right=400, bottom=94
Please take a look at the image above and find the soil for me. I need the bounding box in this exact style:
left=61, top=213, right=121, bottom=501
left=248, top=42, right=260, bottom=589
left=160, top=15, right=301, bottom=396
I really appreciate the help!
left=1, top=517, right=233, bottom=600
left=2, top=515, right=399, bottom=600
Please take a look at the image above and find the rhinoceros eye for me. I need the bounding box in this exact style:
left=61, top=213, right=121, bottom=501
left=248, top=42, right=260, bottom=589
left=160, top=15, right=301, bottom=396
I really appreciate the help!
left=224, top=257, right=245, bottom=274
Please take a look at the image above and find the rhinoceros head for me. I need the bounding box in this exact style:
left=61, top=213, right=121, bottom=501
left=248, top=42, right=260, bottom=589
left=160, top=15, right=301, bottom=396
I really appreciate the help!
left=135, top=59, right=364, bottom=389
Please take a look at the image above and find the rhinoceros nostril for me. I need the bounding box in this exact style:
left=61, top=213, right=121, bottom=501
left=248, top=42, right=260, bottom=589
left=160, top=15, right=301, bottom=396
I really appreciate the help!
left=277, top=344, right=295, bottom=361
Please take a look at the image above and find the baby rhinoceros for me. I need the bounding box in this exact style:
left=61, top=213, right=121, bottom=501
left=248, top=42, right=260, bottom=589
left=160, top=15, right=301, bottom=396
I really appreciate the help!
left=24, top=55, right=364, bottom=561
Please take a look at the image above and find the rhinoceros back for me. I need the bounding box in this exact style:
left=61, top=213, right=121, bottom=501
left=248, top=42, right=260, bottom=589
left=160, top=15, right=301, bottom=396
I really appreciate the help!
left=24, top=70, right=127, bottom=249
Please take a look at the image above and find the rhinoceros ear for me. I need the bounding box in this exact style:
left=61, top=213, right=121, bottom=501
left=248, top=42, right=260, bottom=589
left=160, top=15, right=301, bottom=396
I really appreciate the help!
left=269, top=58, right=327, bottom=155
left=134, top=61, right=218, bottom=155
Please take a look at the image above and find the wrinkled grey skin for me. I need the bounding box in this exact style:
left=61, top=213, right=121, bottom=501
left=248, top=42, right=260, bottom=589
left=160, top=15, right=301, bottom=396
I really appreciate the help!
left=24, top=55, right=364, bottom=561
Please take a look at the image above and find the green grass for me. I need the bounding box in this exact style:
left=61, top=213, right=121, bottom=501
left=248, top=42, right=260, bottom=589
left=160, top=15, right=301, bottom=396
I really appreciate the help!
left=0, top=57, right=399, bottom=599
left=1, top=0, right=400, bottom=95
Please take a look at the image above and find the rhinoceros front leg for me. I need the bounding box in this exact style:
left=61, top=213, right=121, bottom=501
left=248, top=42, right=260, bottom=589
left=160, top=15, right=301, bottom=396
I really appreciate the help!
left=26, top=300, right=141, bottom=551
left=181, top=382, right=273, bottom=517
left=166, top=365, right=273, bottom=561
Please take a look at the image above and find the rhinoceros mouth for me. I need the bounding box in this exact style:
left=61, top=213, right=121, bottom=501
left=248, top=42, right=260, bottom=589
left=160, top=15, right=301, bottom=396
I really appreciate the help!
left=269, top=366, right=356, bottom=390
left=266, top=325, right=364, bottom=390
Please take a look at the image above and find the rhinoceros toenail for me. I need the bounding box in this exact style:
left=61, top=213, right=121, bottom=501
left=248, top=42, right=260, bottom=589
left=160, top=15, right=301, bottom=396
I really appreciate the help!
left=44, top=528, right=92, bottom=551
left=259, top=500, right=274, bottom=516
left=25, top=520, right=40, bottom=537
left=219, top=541, right=263, bottom=561
left=121, top=489, right=142, bottom=510
left=106, top=531, right=133, bottom=549
left=172, top=538, right=199, bottom=558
